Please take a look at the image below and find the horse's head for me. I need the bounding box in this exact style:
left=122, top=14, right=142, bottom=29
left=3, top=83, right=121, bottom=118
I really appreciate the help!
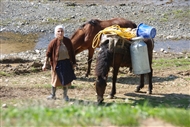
left=94, top=76, right=107, bottom=104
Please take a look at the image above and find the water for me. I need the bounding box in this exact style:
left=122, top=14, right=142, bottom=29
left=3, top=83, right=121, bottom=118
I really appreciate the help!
left=34, top=33, right=54, bottom=50
left=34, top=33, right=70, bottom=49
left=35, top=33, right=190, bottom=53
left=0, top=32, right=39, bottom=55
left=154, top=39, right=190, bottom=53
left=0, top=32, right=189, bottom=55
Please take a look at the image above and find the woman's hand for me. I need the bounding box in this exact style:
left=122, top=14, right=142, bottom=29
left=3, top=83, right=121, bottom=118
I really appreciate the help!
left=73, top=64, right=77, bottom=69
left=42, top=57, right=49, bottom=71
left=42, top=63, right=46, bottom=71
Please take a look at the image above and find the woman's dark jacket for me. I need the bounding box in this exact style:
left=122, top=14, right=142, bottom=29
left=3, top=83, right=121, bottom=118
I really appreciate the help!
left=46, top=37, right=76, bottom=71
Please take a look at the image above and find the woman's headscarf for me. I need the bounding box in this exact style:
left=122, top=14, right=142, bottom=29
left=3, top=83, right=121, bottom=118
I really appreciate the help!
left=54, top=25, right=64, bottom=37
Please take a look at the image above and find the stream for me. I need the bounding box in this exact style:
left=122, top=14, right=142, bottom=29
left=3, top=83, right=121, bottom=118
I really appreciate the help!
left=0, top=32, right=189, bottom=55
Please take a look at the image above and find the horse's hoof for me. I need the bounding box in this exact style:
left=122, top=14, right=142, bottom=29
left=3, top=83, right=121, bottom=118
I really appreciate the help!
left=106, top=95, right=114, bottom=99
left=98, top=99, right=104, bottom=104
left=147, top=91, right=152, bottom=94
left=135, top=88, right=140, bottom=93
left=85, top=72, right=90, bottom=77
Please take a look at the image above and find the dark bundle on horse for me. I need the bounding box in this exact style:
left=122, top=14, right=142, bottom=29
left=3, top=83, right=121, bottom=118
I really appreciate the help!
left=94, top=34, right=154, bottom=104
left=95, top=41, right=112, bottom=79
left=70, top=18, right=137, bottom=77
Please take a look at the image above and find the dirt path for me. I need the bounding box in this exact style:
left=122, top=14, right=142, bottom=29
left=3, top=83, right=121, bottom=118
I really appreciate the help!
left=1, top=52, right=189, bottom=103
left=1, top=65, right=189, bottom=102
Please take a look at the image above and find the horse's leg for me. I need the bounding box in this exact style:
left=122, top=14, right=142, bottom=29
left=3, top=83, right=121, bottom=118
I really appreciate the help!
left=147, top=69, right=153, bottom=94
left=85, top=48, right=95, bottom=77
left=135, top=69, right=153, bottom=94
left=109, top=61, right=119, bottom=99
left=146, top=38, right=154, bottom=94
left=135, top=74, right=144, bottom=92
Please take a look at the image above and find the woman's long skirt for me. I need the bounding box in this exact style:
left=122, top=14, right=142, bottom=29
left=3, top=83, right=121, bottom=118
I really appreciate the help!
left=51, top=59, right=76, bottom=87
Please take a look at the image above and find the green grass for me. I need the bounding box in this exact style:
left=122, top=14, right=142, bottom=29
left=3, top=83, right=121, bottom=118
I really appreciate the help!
left=1, top=102, right=190, bottom=127
left=160, top=17, right=168, bottom=22
left=143, top=105, right=190, bottom=127
left=159, top=8, right=190, bottom=22
left=0, top=71, right=10, bottom=76
left=185, top=77, right=190, bottom=81
left=173, top=9, right=190, bottom=19
left=153, top=57, right=190, bottom=70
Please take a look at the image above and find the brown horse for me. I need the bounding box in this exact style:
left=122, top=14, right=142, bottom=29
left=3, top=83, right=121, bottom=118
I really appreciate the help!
left=70, top=18, right=137, bottom=77
left=94, top=34, right=154, bottom=104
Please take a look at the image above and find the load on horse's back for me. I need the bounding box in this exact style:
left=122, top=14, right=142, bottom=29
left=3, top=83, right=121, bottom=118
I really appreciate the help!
left=70, top=18, right=137, bottom=77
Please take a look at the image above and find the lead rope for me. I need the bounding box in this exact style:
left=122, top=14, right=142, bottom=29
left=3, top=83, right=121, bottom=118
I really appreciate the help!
left=151, top=38, right=155, bottom=49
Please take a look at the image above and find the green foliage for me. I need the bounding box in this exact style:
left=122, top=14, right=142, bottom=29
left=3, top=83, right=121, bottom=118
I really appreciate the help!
left=2, top=103, right=190, bottom=127
left=151, top=108, right=190, bottom=127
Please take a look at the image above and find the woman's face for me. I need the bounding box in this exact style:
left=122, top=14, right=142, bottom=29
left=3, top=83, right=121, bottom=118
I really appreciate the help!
left=56, top=28, right=64, bottom=39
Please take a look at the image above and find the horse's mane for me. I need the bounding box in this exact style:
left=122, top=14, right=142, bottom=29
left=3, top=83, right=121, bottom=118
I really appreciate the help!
left=71, top=19, right=99, bottom=39
left=95, top=40, right=112, bottom=77
left=79, top=19, right=100, bottom=29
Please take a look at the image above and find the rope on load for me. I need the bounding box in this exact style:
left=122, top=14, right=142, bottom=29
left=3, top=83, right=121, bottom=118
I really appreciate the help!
left=92, top=25, right=136, bottom=48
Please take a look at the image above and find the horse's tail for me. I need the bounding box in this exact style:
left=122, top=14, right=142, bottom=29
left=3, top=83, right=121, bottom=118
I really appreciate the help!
left=95, top=40, right=112, bottom=78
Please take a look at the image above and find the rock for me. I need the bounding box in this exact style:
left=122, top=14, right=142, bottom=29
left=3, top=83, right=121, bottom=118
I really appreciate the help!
left=35, top=49, right=40, bottom=54
left=160, top=48, right=164, bottom=52
left=164, top=50, right=168, bottom=54
left=30, top=61, right=43, bottom=67
left=153, top=50, right=156, bottom=53
left=2, top=104, right=7, bottom=108
left=166, top=35, right=176, bottom=40
left=0, top=27, right=6, bottom=32
left=0, top=0, right=189, bottom=40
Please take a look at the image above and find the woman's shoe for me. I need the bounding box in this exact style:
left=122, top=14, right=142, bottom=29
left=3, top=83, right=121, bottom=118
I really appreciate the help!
left=63, top=96, right=69, bottom=101
left=47, top=94, right=56, bottom=100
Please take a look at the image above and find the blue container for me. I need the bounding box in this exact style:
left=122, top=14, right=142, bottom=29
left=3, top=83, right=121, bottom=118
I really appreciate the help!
left=137, top=23, right=156, bottom=38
